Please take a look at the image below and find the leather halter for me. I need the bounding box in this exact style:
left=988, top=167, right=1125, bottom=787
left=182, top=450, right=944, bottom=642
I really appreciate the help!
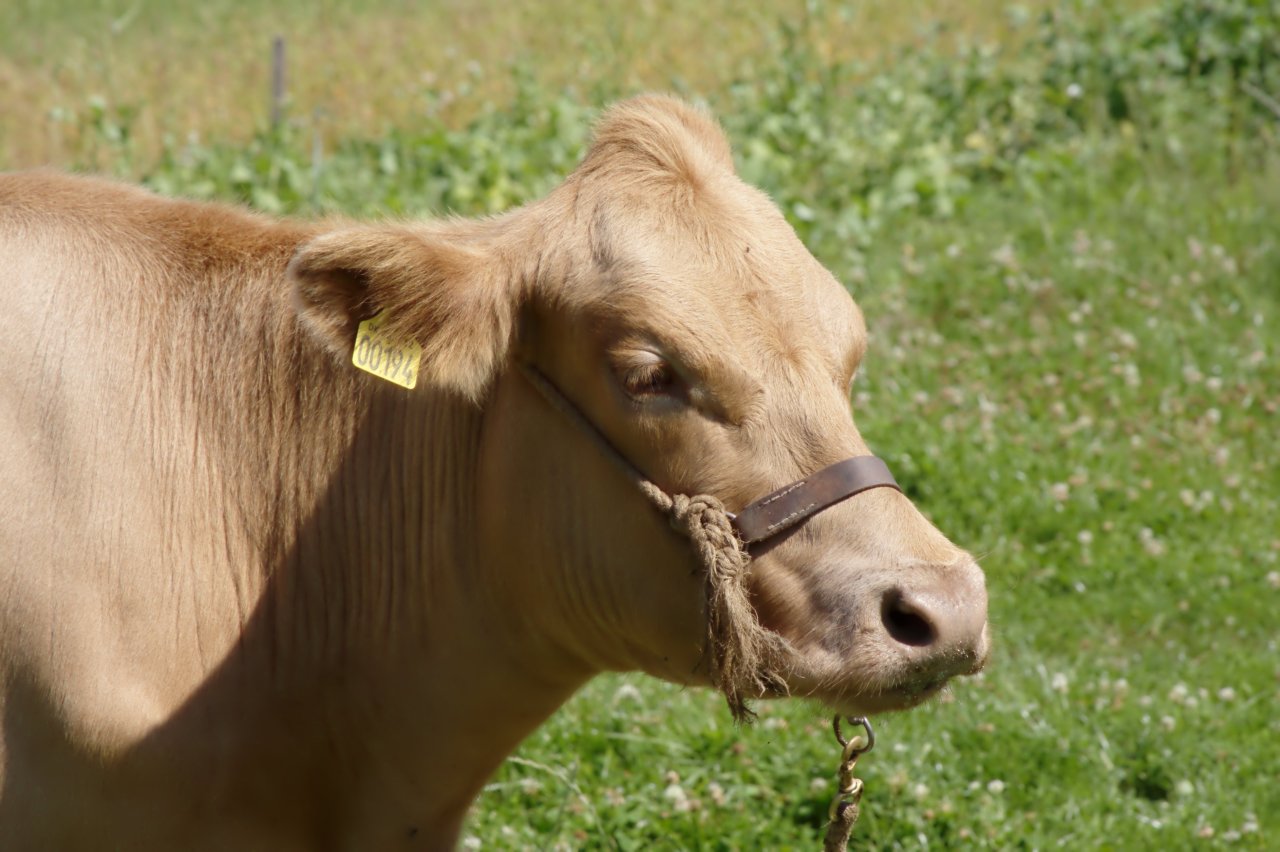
left=518, top=363, right=901, bottom=546
left=730, top=455, right=898, bottom=544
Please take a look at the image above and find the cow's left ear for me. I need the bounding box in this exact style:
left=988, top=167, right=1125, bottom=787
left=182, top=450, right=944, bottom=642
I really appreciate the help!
left=289, top=226, right=517, bottom=401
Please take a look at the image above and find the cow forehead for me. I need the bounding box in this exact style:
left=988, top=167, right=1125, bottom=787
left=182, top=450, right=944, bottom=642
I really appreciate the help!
left=587, top=187, right=865, bottom=380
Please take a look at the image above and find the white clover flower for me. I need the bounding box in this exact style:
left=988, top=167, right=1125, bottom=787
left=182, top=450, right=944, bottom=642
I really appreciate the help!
left=1066, top=82, right=1083, bottom=99
left=987, top=779, right=1006, bottom=794
left=990, top=243, right=1018, bottom=268
left=613, top=683, right=642, bottom=704
left=1140, top=528, right=1167, bottom=557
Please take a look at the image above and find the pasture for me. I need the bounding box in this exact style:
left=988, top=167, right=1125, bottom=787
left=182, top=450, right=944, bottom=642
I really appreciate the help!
left=3, top=0, right=1277, bottom=847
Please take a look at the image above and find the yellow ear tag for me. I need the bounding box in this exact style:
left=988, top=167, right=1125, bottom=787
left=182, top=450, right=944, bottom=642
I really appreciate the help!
left=352, top=311, right=422, bottom=389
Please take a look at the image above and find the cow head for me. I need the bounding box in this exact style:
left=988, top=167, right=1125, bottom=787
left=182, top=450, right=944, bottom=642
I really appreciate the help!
left=290, top=95, right=988, bottom=716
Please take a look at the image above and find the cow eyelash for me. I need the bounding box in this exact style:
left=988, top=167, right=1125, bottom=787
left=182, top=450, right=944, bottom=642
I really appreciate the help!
left=622, top=361, right=676, bottom=398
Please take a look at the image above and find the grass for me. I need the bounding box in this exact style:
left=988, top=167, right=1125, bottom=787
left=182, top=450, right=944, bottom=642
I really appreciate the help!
left=4, top=0, right=1279, bottom=847
left=1, top=0, right=1069, bottom=170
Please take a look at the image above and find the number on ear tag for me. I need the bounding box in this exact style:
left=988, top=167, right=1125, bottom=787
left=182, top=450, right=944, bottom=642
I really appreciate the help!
left=351, top=311, right=422, bottom=389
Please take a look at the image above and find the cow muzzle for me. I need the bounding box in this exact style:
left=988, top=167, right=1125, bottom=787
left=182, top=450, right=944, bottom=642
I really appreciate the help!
left=876, top=558, right=990, bottom=690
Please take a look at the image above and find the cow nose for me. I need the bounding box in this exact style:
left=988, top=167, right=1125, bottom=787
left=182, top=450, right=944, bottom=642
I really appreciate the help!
left=879, top=563, right=989, bottom=681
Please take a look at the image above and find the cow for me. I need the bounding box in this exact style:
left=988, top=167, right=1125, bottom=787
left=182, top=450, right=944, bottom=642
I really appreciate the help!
left=0, top=95, right=987, bottom=849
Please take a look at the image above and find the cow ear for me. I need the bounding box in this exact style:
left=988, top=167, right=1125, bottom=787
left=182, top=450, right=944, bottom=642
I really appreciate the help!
left=289, top=226, right=517, bottom=401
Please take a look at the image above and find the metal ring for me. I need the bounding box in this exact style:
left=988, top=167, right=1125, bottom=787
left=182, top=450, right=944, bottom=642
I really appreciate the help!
left=832, top=714, right=875, bottom=753
left=827, top=778, right=863, bottom=821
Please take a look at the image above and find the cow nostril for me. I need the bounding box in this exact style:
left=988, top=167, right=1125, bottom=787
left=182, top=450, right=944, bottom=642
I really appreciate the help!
left=881, top=590, right=937, bottom=648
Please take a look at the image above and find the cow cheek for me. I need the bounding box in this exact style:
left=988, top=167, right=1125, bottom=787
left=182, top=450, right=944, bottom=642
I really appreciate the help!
left=472, top=374, right=708, bottom=682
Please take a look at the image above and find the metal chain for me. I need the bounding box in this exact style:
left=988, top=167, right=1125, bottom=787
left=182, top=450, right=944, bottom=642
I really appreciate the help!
left=823, top=715, right=874, bottom=852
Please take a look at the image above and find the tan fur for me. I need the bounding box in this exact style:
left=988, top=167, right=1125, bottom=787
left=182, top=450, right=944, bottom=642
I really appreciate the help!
left=0, top=95, right=987, bottom=849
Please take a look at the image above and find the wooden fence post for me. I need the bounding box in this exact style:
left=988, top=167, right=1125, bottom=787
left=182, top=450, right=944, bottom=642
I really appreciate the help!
left=271, top=36, right=286, bottom=130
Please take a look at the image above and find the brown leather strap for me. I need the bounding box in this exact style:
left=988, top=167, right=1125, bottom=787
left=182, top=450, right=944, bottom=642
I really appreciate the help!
left=732, top=456, right=900, bottom=544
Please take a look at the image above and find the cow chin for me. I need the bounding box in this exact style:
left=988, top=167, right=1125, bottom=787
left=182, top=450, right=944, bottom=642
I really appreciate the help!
left=776, top=644, right=980, bottom=716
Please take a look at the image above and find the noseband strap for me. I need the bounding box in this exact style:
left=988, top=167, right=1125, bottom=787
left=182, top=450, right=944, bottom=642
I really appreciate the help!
left=732, top=456, right=899, bottom=544
left=517, top=362, right=900, bottom=547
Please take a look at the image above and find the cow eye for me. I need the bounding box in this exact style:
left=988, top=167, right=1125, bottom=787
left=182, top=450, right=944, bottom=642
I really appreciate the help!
left=621, top=360, right=676, bottom=399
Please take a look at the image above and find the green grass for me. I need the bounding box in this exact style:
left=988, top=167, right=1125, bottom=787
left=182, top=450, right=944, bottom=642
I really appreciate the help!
left=5, top=0, right=1279, bottom=847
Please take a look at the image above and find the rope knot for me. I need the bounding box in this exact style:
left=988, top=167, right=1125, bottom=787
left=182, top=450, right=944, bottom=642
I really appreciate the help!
left=666, top=494, right=739, bottom=555
left=641, top=483, right=788, bottom=721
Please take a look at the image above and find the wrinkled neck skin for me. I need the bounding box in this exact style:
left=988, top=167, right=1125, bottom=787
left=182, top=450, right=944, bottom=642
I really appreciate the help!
left=234, top=386, right=597, bottom=846
left=107, top=285, right=601, bottom=848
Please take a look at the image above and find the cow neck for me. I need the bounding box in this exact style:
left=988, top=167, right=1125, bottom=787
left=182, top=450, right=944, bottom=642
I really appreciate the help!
left=200, top=366, right=569, bottom=842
